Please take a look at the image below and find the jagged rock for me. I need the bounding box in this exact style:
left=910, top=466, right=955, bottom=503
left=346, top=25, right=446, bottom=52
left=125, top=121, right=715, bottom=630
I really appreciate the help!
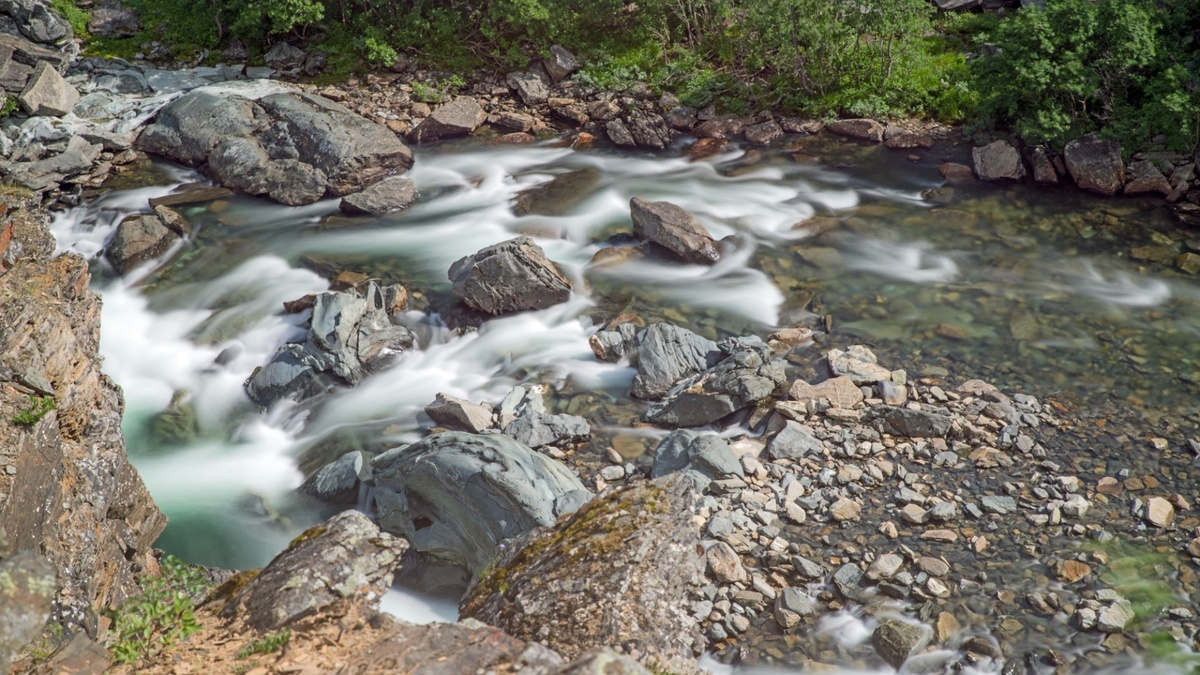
left=0, top=550, right=55, bottom=673
left=448, top=236, right=572, bottom=314
left=514, top=167, right=602, bottom=217
left=219, top=510, right=407, bottom=630
left=373, top=431, right=592, bottom=573
left=0, top=234, right=166, bottom=635
left=504, top=412, right=590, bottom=448
left=0, top=0, right=72, bottom=45
left=646, top=336, right=787, bottom=428
left=694, top=114, right=745, bottom=139
left=827, top=345, right=893, bottom=385
left=606, top=117, right=636, bottom=146
left=588, top=323, right=640, bottom=363
left=2, top=134, right=102, bottom=191
left=972, top=140, right=1025, bottom=181
left=339, top=176, right=417, bottom=216
left=425, top=393, right=494, bottom=433
left=245, top=283, right=415, bottom=407
left=263, top=42, right=307, bottom=74
left=630, top=197, right=720, bottom=265
left=138, top=89, right=413, bottom=205
left=631, top=323, right=721, bottom=400
left=105, top=211, right=179, bottom=275
left=409, top=96, right=487, bottom=143
left=87, top=2, right=139, bottom=38
left=1064, top=134, right=1124, bottom=195
left=651, top=430, right=743, bottom=489
left=826, top=118, right=884, bottom=142
left=1124, top=160, right=1171, bottom=195
left=774, top=588, right=815, bottom=629
left=880, top=406, right=953, bottom=438
left=767, top=421, right=825, bottom=459
left=17, top=60, right=77, bottom=116
left=462, top=474, right=704, bottom=674
left=543, top=45, right=581, bottom=83
left=507, top=68, right=551, bottom=106
left=873, top=619, right=933, bottom=669
left=623, top=109, right=672, bottom=149
left=665, top=106, right=697, bottom=130
left=300, top=450, right=371, bottom=505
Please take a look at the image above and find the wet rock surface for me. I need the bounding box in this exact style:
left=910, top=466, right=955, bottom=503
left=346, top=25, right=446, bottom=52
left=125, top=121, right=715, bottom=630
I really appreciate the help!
left=461, top=474, right=705, bottom=674
left=372, top=430, right=593, bottom=573
left=449, top=236, right=573, bottom=315
left=630, top=197, right=721, bottom=265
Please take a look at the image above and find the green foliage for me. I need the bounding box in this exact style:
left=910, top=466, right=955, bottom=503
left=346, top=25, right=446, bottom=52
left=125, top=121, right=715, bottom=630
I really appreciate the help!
left=51, top=0, right=90, bottom=37
left=107, top=556, right=211, bottom=665
left=971, top=0, right=1200, bottom=151
left=362, top=35, right=397, bottom=66
left=0, top=95, right=18, bottom=119
left=11, top=395, right=56, bottom=427
left=235, top=629, right=291, bottom=659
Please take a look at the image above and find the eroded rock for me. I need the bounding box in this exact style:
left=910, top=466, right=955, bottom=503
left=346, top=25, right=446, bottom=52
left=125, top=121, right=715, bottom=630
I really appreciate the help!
left=448, top=236, right=572, bottom=315
left=1064, top=134, right=1124, bottom=195
left=630, top=197, right=720, bottom=265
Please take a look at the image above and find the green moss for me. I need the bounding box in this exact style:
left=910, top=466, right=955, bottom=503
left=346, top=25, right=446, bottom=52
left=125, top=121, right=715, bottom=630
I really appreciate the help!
left=202, top=569, right=260, bottom=609
left=50, top=0, right=90, bottom=37
left=11, top=395, right=56, bottom=428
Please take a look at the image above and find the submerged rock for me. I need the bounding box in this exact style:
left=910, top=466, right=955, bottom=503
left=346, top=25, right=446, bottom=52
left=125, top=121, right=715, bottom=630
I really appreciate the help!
left=449, top=236, right=573, bottom=315
left=300, top=450, right=371, bottom=505
left=105, top=210, right=180, bottom=275
left=372, top=431, right=592, bottom=573
left=461, top=474, right=704, bottom=674
left=646, top=336, right=786, bottom=428
left=218, top=510, right=407, bottom=630
left=513, top=167, right=602, bottom=216
left=630, top=197, right=720, bottom=265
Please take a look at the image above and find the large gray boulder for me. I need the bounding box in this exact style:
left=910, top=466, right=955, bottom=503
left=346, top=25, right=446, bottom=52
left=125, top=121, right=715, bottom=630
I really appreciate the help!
left=372, top=431, right=593, bottom=574
left=409, top=96, right=487, bottom=143
left=449, top=236, right=573, bottom=315
left=0, top=0, right=72, bottom=45
left=506, top=68, right=551, bottom=106
left=1064, top=134, right=1124, bottom=195
left=646, top=336, right=787, bottom=427
left=972, top=140, right=1025, bottom=181
left=87, top=3, right=139, bottom=38
left=461, top=474, right=704, bottom=674
left=138, top=89, right=414, bottom=205
left=246, top=282, right=415, bottom=407
left=631, top=322, right=720, bottom=400
left=218, top=510, right=407, bottom=631
left=630, top=197, right=720, bottom=265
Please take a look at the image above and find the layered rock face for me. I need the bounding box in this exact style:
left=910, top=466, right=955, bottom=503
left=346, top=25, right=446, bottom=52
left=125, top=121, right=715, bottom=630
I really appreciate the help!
left=0, top=197, right=165, bottom=636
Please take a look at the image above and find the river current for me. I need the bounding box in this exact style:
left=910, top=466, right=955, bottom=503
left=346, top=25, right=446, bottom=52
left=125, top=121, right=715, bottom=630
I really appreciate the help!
left=51, top=134, right=1200, bottom=673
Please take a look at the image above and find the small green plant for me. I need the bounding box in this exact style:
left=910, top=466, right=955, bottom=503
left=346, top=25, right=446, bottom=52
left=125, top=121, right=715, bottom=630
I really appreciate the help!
left=11, top=395, right=56, bottom=427
left=50, top=0, right=90, bottom=37
left=411, top=81, right=443, bottom=104
left=0, top=95, right=18, bottom=118
left=235, top=629, right=291, bottom=659
left=362, top=35, right=397, bottom=66
left=107, top=556, right=211, bottom=665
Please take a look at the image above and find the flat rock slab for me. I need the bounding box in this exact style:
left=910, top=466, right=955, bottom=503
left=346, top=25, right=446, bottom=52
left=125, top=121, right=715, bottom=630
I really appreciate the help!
left=826, top=118, right=884, bottom=143
left=339, top=176, right=417, bottom=216
left=409, top=96, right=487, bottom=143
left=449, top=236, right=572, bottom=314
left=630, top=197, right=720, bottom=265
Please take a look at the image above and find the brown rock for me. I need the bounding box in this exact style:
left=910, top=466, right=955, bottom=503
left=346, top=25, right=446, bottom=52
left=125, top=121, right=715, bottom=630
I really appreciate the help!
left=694, top=114, right=745, bottom=139
left=1145, top=496, right=1175, bottom=528
left=629, top=197, right=720, bottom=265
left=1056, top=559, right=1091, bottom=583
left=1064, top=134, right=1124, bottom=195
left=1124, top=160, right=1172, bottom=195
left=827, top=118, right=884, bottom=143
left=684, top=137, right=727, bottom=161
left=1030, top=146, right=1059, bottom=184
left=972, top=140, right=1026, bottom=181
left=831, top=498, right=862, bottom=521
left=939, top=162, right=975, bottom=183
left=885, top=133, right=934, bottom=150
left=706, top=541, right=748, bottom=583
left=789, top=376, right=863, bottom=409
left=744, top=119, right=783, bottom=146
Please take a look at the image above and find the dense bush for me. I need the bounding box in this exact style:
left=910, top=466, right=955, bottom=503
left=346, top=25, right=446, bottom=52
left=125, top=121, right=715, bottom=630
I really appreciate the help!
left=971, top=0, right=1200, bottom=151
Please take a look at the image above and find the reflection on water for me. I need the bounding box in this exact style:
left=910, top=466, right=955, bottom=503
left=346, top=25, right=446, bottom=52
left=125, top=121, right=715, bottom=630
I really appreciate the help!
left=52, top=134, right=1200, bottom=670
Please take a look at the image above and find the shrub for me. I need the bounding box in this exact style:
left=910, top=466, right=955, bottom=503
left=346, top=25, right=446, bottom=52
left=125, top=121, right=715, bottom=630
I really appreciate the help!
left=107, top=556, right=211, bottom=665
left=11, top=395, right=55, bottom=427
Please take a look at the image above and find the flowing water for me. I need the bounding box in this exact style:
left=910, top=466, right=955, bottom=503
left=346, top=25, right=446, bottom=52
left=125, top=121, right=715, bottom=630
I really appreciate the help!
left=52, top=133, right=1200, bottom=672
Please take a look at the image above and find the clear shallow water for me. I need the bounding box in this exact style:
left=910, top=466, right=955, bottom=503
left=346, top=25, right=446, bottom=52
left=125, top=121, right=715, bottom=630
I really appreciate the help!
left=53, top=136, right=1200, bottom=665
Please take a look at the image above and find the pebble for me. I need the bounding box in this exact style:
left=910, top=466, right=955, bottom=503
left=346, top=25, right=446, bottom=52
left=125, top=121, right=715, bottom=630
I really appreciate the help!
left=1062, top=494, right=1090, bottom=518
left=900, top=504, right=927, bottom=524
left=866, top=553, right=905, bottom=581
left=920, top=529, right=958, bottom=543
left=1055, top=559, right=1091, bottom=583
left=1145, top=496, right=1175, bottom=527
left=927, top=501, right=957, bottom=522
left=833, top=563, right=864, bottom=599
left=598, top=465, right=625, bottom=481
left=1097, top=599, right=1135, bottom=633
left=830, top=498, right=861, bottom=521
left=980, top=495, right=1017, bottom=515
left=917, top=556, right=950, bottom=577
left=706, top=542, right=748, bottom=583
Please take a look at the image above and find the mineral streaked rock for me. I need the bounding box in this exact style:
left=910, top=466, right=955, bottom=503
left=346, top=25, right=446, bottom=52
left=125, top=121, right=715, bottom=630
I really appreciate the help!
left=218, top=510, right=407, bottom=631
left=461, top=474, right=704, bottom=674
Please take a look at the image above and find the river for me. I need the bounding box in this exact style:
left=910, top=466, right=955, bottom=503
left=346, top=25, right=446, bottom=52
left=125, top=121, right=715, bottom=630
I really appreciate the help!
left=51, top=133, right=1200, bottom=673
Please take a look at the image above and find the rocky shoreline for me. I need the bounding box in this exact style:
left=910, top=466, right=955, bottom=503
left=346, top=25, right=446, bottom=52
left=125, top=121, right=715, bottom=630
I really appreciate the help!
left=0, top=1, right=1199, bottom=673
